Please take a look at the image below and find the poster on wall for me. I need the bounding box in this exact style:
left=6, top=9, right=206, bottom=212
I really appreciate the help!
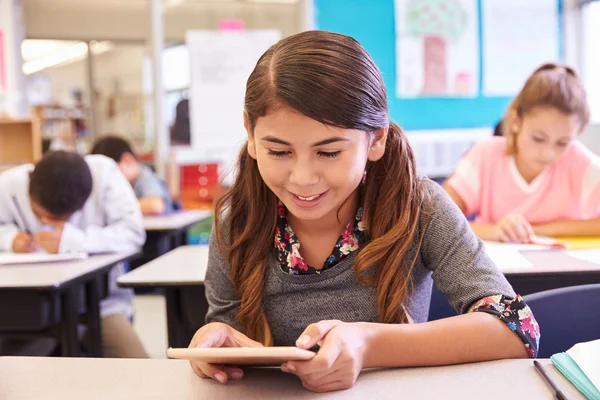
left=394, top=0, right=479, bottom=98
left=186, top=30, right=280, bottom=151
left=482, top=0, right=559, bottom=96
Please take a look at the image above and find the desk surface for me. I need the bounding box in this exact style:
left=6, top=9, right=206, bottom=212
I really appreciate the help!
left=143, top=210, right=212, bottom=231
left=118, top=245, right=207, bottom=287
left=504, top=250, right=600, bottom=275
left=118, top=245, right=600, bottom=288
left=0, top=251, right=138, bottom=290
left=0, top=357, right=585, bottom=400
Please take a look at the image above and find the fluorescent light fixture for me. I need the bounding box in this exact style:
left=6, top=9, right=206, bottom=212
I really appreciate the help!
left=22, top=41, right=114, bottom=75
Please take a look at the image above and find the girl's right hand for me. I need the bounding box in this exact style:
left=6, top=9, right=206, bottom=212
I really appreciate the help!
left=188, top=322, right=263, bottom=383
left=495, top=214, right=534, bottom=243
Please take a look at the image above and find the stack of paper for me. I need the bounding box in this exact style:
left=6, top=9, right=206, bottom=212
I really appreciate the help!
left=551, top=339, right=600, bottom=399
left=567, top=250, right=600, bottom=265
left=483, top=242, right=533, bottom=270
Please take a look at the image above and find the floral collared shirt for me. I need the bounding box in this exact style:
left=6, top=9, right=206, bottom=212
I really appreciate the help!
left=273, top=203, right=540, bottom=357
left=274, top=202, right=365, bottom=275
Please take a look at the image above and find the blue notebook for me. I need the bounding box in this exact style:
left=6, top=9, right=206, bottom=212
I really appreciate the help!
left=551, top=340, right=600, bottom=400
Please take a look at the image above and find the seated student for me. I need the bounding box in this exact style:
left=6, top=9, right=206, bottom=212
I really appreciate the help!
left=186, top=31, right=540, bottom=393
left=444, top=63, right=599, bottom=243
left=0, top=151, right=148, bottom=358
left=91, top=136, right=173, bottom=215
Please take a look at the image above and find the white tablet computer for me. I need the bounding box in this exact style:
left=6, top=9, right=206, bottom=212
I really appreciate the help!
left=166, top=347, right=316, bottom=366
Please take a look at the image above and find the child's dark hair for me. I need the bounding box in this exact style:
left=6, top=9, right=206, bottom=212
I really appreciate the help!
left=90, top=136, right=136, bottom=162
left=29, top=151, right=93, bottom=216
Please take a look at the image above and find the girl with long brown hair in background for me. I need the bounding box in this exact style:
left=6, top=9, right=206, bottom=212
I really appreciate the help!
left=188, top=30, right=539, bottom=393
left=445, top=63, right=598, bottom=243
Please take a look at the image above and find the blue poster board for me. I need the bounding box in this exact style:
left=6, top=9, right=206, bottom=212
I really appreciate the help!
left=314, top=0, right=563, bottom=131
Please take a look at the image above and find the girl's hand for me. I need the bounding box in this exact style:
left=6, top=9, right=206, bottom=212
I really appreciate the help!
left=188, top=322, right=263, bottom=384
left=495, top=214, right=534, bottom=243
left=282, top=320, right=370, bottom=393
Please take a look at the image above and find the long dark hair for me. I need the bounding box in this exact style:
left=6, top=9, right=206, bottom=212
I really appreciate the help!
left=216, top=30, right=429, bottom=345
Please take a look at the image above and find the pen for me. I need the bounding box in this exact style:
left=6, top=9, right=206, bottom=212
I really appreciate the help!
left=534, top=360, right=569, bottom=400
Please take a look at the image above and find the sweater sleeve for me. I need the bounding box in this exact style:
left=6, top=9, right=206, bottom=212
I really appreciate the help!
left=420, top=181, right=539, bottom=357
left=204, top=223, right=244, bottom=332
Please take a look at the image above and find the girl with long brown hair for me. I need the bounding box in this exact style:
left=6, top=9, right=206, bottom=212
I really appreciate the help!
left=445, top=63, right=597, bottom=243
left=188, top=30, right=539, bottom=393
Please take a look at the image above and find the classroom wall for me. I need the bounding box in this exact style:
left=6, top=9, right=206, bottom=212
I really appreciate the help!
left=34, top=45, right=145, bottom=102
left=23, top=1, right=301, bottom=42
left=313, top=0, right=566, bottom=131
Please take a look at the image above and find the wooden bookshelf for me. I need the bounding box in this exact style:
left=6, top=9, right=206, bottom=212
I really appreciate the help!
left=0, top=117, right=42, bottom=165
left=33, top=105, right=85, bottom=151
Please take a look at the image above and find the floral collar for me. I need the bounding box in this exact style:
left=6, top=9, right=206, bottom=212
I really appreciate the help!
left=274, top=203, right=365, bottom=275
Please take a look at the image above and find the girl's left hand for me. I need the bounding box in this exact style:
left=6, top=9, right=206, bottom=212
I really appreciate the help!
left=281, top=320, right=370, bottom=393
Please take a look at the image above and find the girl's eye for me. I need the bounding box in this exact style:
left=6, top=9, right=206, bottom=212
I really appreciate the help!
left=267, top=149, right=290, bottom=158
left=556, top=142, right=569, bottom=148
left=532, top=137, right=544, bottom=143
left=318, top=151, right=341, bottom=159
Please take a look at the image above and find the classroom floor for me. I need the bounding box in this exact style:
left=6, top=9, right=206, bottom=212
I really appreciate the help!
left=133, top=294, right=168, bottom=359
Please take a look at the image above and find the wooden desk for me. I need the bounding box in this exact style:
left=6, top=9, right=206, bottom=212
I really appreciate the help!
left=134, top=211, right=212, bottom=270
left=0, top=357, right=585, bottom=400
left=119, top=246, right=207, bottom=348
left=0, top=251, right=138, bottom=357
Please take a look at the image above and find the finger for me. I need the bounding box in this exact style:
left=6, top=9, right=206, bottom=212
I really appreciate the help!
left=515, top=215, right=534, bottom=241
left=497, top=229, right=510, bottom=243
left=303, top=367, right=343, bottom=386
left=501, top=219, right=522, bottom=243
left=302, top=379, right=346, bottom=393
left=190, top=361, right=208, bottom=378
left=295, top=320, right=342, bottom=350
left=196, top=362, right=230, bottom=384
left=509, top=216, right=529, bottom=242
left=287, top=329, right=343, bottom=377
left=192, top=326, right=233, bottom=349
left=221, top=365, right=245, bottom=380
left=230, top=329, right=264, bottom=348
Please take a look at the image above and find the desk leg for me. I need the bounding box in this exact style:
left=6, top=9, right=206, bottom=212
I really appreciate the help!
left=172, top=231, right=184, bottom=248
left=60, top=288, right=79, bottom=357
left=85, top=276, right=104, bottom=357
left=156, top=235, right=172, bottom=256
left=165, top=288, right=186, bottom=348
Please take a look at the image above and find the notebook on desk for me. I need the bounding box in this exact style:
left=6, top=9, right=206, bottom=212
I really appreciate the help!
left=0, top=252, right=88, bottom=266
left=551, top=339, right=600, bottom=400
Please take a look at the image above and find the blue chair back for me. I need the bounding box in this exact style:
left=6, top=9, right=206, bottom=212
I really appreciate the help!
left=524, top=284, right=600, bottom=358
left=428, top=281, right=458, bottom=321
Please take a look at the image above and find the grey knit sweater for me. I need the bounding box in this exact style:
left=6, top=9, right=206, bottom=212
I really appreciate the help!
left=205, top=181, right=515, bottom=346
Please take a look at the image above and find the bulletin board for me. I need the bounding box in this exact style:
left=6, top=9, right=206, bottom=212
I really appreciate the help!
left=314, top=0, right=563, bottom=131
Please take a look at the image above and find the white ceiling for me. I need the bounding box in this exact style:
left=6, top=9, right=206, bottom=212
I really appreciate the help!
left=22, top=0, right=302, bottom=41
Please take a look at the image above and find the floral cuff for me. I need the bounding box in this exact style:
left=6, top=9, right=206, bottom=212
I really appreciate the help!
left=468, top=294, right=540, bottom=358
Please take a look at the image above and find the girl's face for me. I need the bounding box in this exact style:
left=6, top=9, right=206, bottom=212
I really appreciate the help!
left=247, top=105, right=387, bottom=222
left=514, top=107, right=580, bottom=175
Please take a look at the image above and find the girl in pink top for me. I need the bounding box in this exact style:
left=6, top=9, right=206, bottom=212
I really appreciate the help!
left=445, top=63, right=599, bottom=243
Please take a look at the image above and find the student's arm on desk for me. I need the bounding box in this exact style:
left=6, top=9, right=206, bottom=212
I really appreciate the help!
left=139, top=197, right=167, bottom=216
left=59, top=166, right=146, bottom=254
left=534, top=217, right=600, bottom=237
left=443, top=183, right=499, bottom=240
left=363, top=313, right=527, bottom=369
left=443, top=184, right=535, bottom=242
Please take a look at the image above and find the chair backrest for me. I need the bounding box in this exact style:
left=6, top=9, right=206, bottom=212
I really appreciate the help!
left=524, top=284, right=600, bottom=358
left=428, top=281, right=458, bottom=321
